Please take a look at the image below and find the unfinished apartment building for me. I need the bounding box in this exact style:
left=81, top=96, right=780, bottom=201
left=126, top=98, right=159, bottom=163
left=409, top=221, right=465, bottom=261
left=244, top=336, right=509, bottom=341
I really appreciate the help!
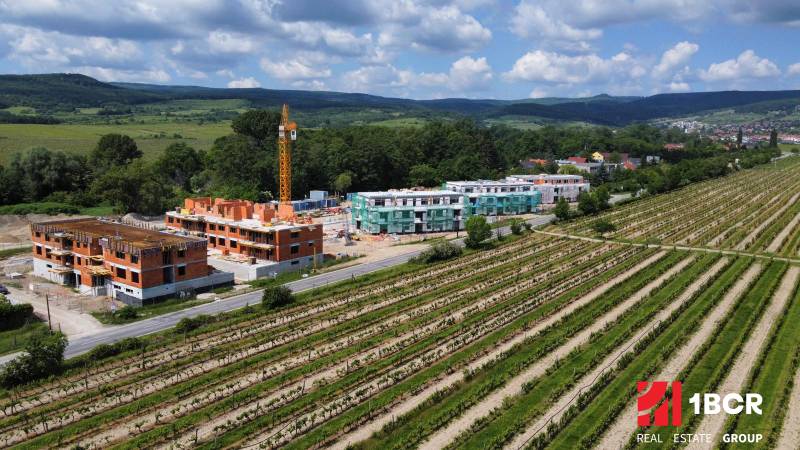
left=350, top=190, right=468, bottom=234
left=505, top=174, right=591, bottom=203
left=31, top=218, right=233, bottom=306
left=443, top=180, right=543, bottom=215
left=165, top=198, right=323, bottom=278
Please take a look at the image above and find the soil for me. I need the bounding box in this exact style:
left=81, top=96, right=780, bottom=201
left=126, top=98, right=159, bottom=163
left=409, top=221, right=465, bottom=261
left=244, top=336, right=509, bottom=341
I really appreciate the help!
left=596, top=258, right=740, bottom=449
left=686, top=266, right=799, bottom=449
left=329, top=251, right=668, bottom=450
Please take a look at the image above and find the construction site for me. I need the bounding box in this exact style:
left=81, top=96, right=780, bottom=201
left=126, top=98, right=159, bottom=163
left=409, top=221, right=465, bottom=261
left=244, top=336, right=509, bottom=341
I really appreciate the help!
left=349, top=174, right=589, bottom=234
left=31, top=217, right=233, bottom=306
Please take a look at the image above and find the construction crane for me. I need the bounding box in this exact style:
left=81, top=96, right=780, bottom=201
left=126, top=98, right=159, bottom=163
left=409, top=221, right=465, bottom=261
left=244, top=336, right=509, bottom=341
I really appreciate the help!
left=277, top=104, right=297, bottom=221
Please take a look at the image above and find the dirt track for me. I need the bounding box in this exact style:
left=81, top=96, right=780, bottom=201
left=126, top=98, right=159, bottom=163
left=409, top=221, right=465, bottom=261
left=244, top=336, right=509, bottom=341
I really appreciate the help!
left=686, top=265, right=799, bottom=449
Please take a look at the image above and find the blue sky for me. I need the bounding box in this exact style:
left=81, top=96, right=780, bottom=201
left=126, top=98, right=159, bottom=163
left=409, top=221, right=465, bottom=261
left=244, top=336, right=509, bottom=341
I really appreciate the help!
left=0, top=0, right=798, bottom=99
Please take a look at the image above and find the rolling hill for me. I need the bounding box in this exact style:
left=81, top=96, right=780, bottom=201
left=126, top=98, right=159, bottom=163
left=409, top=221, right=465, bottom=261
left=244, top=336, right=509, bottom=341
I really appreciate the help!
left=2, top=73, right=800, bottom=126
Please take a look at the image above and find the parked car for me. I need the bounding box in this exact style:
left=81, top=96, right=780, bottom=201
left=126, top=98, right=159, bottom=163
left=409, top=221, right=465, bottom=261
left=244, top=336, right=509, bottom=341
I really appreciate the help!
left=0, top=284, right=9, bottom=295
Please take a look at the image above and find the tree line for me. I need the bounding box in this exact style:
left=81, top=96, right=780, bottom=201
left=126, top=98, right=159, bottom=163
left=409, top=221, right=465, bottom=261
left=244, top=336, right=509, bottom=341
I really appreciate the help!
left=0, top=109, right=780, bottom=215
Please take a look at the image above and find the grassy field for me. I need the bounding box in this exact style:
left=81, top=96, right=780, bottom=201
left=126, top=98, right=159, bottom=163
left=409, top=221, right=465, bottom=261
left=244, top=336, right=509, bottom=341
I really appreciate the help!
left=0, top=321, right=48, bottom=356
left=0, top=121, right=231, bottom=164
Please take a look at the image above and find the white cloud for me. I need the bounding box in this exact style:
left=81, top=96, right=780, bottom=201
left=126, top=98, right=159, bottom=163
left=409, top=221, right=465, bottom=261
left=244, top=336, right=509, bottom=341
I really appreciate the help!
left=445, top=56, right=493, bottom=91
left=504, top=50, right=645, bottom=86
left=76, top=66, right=171, bottom=83
left=260, top=57, right=332, bottom=81
left=699, top=50, right=780, bottom=82
left=216, top=69, right=235, bottom=78
left=207, top=31, right=255, bottom=54
left=511, top=2, right=602, bottom=51
left=340, top=64, right=413, bottom=93
left=668, top=81, right=691, bottom=92
left=227, top=77, right=261, bottom=88
left=378, top=5, right=491, bottom=53
left=788, top=63, right=800, bottom=76
left=652, top=41, right=699, bottom=79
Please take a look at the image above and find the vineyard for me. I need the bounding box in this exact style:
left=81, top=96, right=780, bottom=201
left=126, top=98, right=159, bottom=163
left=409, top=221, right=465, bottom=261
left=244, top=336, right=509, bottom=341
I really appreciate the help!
left=2, top=156, right=800, bottom=449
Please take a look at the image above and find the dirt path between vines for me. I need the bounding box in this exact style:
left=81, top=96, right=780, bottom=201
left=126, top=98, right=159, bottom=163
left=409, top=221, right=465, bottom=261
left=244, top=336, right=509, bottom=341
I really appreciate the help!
left=328, top=251, right=668, bottom=450
left=686, top=266, right=800, bottom=450
left=596, top=258, right=761, bottom=449
left=766, top=212, right=800, bottom=253
left=419, top=255, right=696, bottom=450
left=735, top=192, right=800, bottom=251
left=70, top=245, right=587, bottom=449
left=777, top=340, right=800, bottom=448
left=504, top=256, right=732, bottom=450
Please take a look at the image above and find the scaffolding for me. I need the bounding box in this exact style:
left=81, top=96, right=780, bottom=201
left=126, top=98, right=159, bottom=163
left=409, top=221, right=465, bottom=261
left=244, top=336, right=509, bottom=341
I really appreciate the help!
left=351, top=190, right=541, bottom=234
left=467, top=191, right=542, bottom=216
left=350, top=194, right=469, bottom=234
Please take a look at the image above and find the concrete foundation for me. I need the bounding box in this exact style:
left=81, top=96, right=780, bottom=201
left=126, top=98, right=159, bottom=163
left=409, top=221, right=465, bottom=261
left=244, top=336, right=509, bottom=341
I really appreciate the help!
left=208, top=253, right=324, bottom=281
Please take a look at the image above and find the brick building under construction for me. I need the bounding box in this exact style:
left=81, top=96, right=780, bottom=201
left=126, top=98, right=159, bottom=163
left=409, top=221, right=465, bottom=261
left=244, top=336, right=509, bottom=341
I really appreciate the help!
left=31, top=218, right=233, bottom=306
left=164, top=197, right=323, bottom=278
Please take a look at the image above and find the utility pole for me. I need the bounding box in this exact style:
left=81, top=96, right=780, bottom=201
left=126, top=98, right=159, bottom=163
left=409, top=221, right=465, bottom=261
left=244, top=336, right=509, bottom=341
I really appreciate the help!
left=45, top=294, right=52, bottom=332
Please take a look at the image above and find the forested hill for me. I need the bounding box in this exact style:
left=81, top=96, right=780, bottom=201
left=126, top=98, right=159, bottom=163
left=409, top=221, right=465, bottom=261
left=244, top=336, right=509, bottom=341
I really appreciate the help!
left=2, top=73, right=800, bottom=125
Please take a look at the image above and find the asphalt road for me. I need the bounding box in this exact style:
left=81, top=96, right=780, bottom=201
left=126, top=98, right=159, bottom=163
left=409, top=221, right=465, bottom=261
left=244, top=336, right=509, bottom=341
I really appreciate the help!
left=12, top=214, right=555, bottom=361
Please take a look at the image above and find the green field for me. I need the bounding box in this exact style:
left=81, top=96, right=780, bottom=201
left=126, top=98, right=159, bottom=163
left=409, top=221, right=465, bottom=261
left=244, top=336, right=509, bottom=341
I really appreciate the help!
left=0, top=121, right=231, bottom=164
left=0, top=321, right=48, bottom=356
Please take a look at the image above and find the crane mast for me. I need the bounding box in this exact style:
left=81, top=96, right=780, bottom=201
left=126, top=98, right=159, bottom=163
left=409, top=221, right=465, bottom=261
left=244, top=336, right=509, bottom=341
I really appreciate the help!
left=277, top=104, right=297, bottom=221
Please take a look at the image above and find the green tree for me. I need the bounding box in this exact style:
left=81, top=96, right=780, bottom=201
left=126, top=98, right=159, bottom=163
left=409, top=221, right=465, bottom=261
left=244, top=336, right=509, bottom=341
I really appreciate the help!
left=155, top=143, right=203, bottom=190
left=333, top=172, right=354, bottom=195
left=545, top=160, right=560, bottom=174
left=558, top=165, right=584, bottom=175
left=90, top=162, right=176, bottom=215
left=464, top=215, right=492, bottom=249
left=407, top=164, right=440, bottom=187
left=594, top=186, right=611, bottom=211
left=592, top=219, right=616, bottom=234
left=262, top=286, right=295, bottom=309
left=90, top=134, right=142, bottom=171
left=509, top=219, right=523, bottom=235
left=736, top=127, right=743, bottom=146
left=0, top=331, right=67, bottom=388
left=554, top=197, right=571, bottom=221
left=205, top=134, right=274, bottom=200
left=232, top=109, right=282, bottom=147
left=769, top=129, right=778, bottom=148
left=577, top=191, right=599, bottom=215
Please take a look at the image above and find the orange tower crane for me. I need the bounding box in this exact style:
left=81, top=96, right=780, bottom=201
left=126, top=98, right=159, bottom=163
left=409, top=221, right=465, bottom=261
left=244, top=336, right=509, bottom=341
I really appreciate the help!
left=277, top=104, right=297, bottom=221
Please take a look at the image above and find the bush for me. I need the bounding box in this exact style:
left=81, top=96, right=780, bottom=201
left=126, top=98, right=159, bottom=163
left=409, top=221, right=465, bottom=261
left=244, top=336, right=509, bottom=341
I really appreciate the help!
left=0, top=202, right=81, bottom=215
left=464, top=216, right=492, bottom=249
left=0, top=331, right=67, bottom=388
left=509, top=220, right=523, bottom=235
left=174, top=314, right=213, bottom=334
left=554, top=197, right=571, bottom=221
left=84, top=337, right=143, bottom=362
left=115, top=305, right=138, bottom=320
left=0, top=295, right=35, bottom=331
left=592, top=219, right=617, bottom=234
left=262, top=286, right=295, bottom=309
left=414, top=241, right=463, bottom=264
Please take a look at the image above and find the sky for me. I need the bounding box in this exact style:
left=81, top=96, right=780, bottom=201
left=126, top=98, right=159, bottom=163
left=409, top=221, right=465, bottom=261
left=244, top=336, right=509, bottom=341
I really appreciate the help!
left=0, top=0, right=799, bottom=100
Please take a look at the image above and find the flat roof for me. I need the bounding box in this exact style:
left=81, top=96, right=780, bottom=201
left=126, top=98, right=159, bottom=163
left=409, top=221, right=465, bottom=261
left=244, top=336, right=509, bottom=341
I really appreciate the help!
left=32, top=218, right=201, bottom=250
left=356, top=190, right=462, bottom=198
left=507, top=174, right=584, bottom=179
left=445, top=179, right=532, bottom=186
left=166, top=211, right=315, bottom=233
